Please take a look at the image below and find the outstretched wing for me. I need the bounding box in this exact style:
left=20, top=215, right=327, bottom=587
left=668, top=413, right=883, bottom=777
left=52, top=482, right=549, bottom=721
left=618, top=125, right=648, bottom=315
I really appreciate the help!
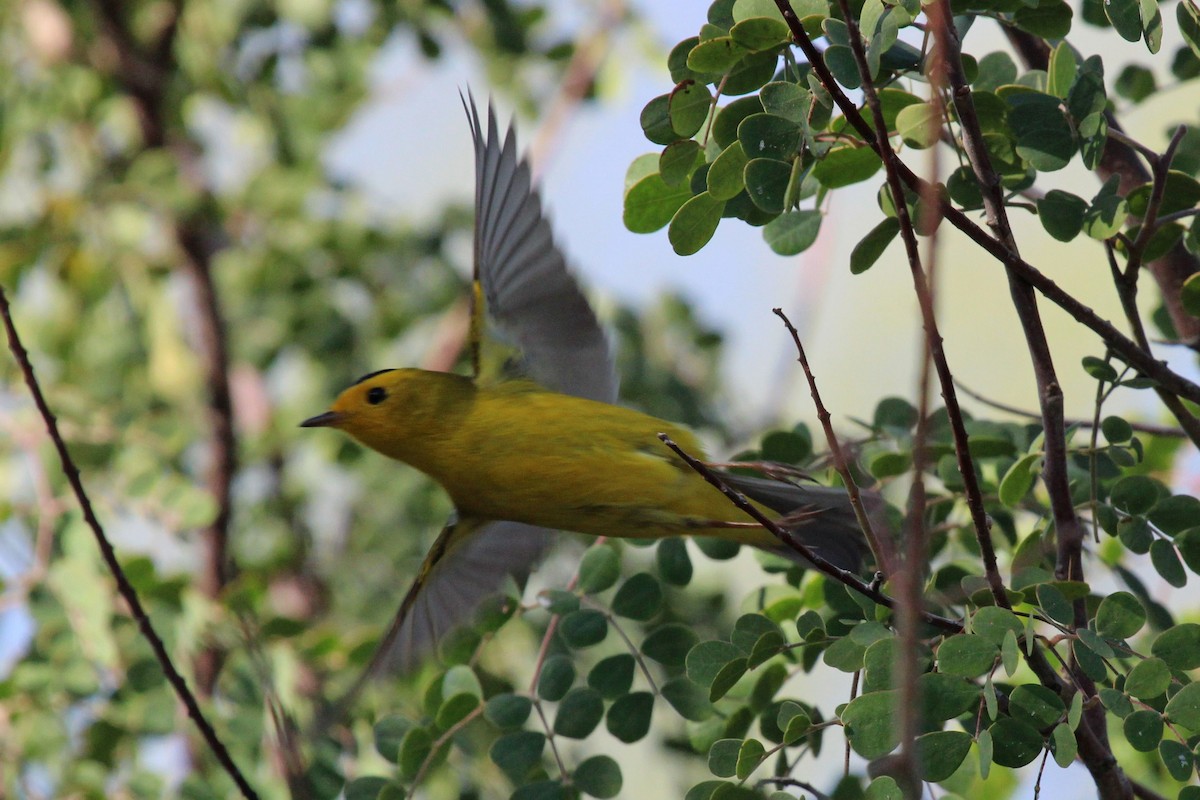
left=463, top=92, right=618, bottom=404
left=331, top=518, right=551, bottom=711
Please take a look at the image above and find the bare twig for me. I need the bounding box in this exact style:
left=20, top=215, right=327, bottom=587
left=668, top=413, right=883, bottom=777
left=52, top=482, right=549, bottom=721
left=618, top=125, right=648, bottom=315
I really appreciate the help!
left=658, top=434, right=962, bottom=634
left=770, top=309, right=894, bottom=573
left=953, top=381, right=1189, bottom=439
left=0, top=286, right=258, bottom=800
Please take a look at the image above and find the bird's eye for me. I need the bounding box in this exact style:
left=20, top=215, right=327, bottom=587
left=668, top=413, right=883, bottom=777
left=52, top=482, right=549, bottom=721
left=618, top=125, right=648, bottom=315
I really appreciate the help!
left=366, top=387, right=387, bottom=405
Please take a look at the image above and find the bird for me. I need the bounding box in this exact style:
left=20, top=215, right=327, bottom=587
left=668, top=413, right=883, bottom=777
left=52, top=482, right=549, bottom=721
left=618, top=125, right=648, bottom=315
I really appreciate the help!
left=302, top=94, right=876, bottom=679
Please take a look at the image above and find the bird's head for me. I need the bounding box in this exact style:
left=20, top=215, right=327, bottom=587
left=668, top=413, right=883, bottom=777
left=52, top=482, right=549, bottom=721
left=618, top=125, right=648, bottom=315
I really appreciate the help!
left=301, top=368, right=474, bottom=464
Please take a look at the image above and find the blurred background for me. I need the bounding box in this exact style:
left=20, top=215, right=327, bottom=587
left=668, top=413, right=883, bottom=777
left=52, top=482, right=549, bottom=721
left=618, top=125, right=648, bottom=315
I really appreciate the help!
left=1, top=0, right=1197, bottom=797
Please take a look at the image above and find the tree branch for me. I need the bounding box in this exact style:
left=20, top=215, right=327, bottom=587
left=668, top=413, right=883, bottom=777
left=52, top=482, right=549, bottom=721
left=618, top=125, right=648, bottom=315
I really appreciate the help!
left=0, top=287, right=258, bottom=800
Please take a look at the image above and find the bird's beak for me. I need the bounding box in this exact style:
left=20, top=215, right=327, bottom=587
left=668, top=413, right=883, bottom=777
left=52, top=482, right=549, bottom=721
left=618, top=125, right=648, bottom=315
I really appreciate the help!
left=300, top=411, right=343, bottom=428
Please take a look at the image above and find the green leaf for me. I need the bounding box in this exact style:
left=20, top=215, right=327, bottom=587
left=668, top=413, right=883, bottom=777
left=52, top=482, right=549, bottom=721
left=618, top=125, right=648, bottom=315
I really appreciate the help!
left=708, top=738, right=742, bottom=777
left=916, top=730, right=973, bottom=781
left=611, top=573, right=663, bottom=621
left=1159, top=740, right=1195, bottom=782
left=588, top=654, right=636, bottom=699
left=574, top=755, right=622, bottom=799
left=538, top=655, right=576, bottom=701
left=1107, top=0, right=1144, bottom=38
left=669, top=192, right=725, bottom=255
left=937, top=634, right=998, bottom=677
left=1036, top=583, right=1074, bottom=625
left=778, top=701, right=812, bottom=744
left=624, top=173, right=694, bottom=234
left=730, top=16, right=789, bottom=51
left=999, top=452, right=1041, bottom=507
left=977, top=728, right=993, bottom=779
left=734, top=738, right=766, bottom=780
left=1150, top=539, right=1187, bottom=587
left=345, top=777, right=393, bottom=800
left=1005, top=91, right=1076, bottom=171
left=540, top=589, right=580, bottom=615
left=1163, top=681, right=1200, bottom=729
left=1181, top=0, right=1200, bottom=60
left=1036, top=190, right=1088, bottom=242
left=1128, top=660, right=1172, bottom=705
left=1150, top=495, right=1200, bottom=535
left=1010, top=684, right=1066, bottom=728
left=640, top=94, right=678, bottom=145
left=485, top=694, right=533, bottom=730
left=688, top=37, right=749, bottom=73
left=1051, top=722, right=1077, bottom=767
left=1110, top=475, right=1161, bottom=515
left=644, top=624, right=701, bottom=667
left=1046, top=42, right=1077, bottom=98
left=760, top=81, right=811, bottom=124
left=1182, top=273, right=1200, bottom=318
left=988, top=718, right=1043, bottom=767
left=558, top=610, right=607, bottom=648
left=707, top=143, right=749, bottom=201
left=709, top=657, right=749, bottom=701
left=1140, top=0, right=1163, bottom=52
left=1095, top=591, right=1146, bottom=639
left=738, top=113, right=802, bottom=161
left=606, top=691, right=654, bottom=743
left=712, top=96, right=765, bottom=149
left=1083, top=175, right=1127, bottom=240
left=973, top=606, right=1023, bottom=646
left=436, top=692, right=480, bottom=729
left=843, top=691, right=900, bottom=758
left=657, top=538, right=693, bottom=585
left=554, top=687, right=604, bottom=738
left=398, top=727, right=433, bottom=781
left=763, top=209, right=821, bottom=255
left=662, top=676, right=714, bottom=721
left=1100, top=687, right=1134, bottom=719
left=688, top=640, right=743, bottom=687
left=812, top=145, right=883, bottom=188
left=743, top=157, right=791, bottom=214
left=974, top=52, right=1018, bottom=92
left=511, top=781, right=564, bottom=800
left=1177, top=528, right=1200, bottom=574
left=660, top=140, right=703, bottom=187
left=490, top=731, right=546, bottom=783
left=896, top=103, right=941, bottom=149
left=578, top=545, right=621, bottom=594
left=850, top=218, right=900, bottom=274
left=1013, top=0, right=1073, bottom=36
left=1123, top=709, right=1164, bottom=751
left=374, top=716, right=414, bottom=763
left=670, top=83, right=713, bottom=139
left=1114, top=65, right=1156, bottom=103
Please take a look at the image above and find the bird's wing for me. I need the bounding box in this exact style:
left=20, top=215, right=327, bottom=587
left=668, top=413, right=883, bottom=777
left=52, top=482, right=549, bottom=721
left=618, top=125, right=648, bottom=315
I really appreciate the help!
left=462, top=92, right=618, bottom=404
left=334, top=518, right=551, bottom=706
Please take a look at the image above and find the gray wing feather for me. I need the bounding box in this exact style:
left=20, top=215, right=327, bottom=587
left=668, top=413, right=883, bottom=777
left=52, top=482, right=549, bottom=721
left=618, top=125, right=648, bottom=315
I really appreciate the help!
left=379, top=519, right=552, bottom=674
left=720, top=473, right=883, bottom=573
left=462, top=92, right=618, bottom=403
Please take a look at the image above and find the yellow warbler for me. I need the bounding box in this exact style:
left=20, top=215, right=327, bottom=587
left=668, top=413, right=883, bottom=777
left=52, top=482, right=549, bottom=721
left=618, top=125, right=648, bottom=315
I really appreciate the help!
left=303, top=96, right=872, bottom=672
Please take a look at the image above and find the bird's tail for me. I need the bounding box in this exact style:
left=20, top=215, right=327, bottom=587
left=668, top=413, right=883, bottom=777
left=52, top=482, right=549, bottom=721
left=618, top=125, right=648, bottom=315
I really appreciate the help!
left=718, top=472, right=884, bottom=573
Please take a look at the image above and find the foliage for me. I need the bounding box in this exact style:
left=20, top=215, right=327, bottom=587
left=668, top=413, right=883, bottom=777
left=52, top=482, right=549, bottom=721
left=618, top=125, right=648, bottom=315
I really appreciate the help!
left=1, top=0, right=1199, bottom=800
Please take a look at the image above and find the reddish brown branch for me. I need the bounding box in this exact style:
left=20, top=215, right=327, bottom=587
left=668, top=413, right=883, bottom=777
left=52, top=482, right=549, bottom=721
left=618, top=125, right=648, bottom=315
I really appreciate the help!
left=86, top=0, right=238, bottom=698
left=0, top=287, right=258, bottom=800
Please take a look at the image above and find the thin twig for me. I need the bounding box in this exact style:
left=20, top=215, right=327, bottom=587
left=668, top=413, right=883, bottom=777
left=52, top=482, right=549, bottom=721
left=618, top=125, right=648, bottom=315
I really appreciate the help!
left=953, top=380, right=1188, bottom=438
left=658, top=435, right=962, bottom=633
left=0, top=286, right=259, bottom=800
left=770, top=309, right=894, bottom=573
